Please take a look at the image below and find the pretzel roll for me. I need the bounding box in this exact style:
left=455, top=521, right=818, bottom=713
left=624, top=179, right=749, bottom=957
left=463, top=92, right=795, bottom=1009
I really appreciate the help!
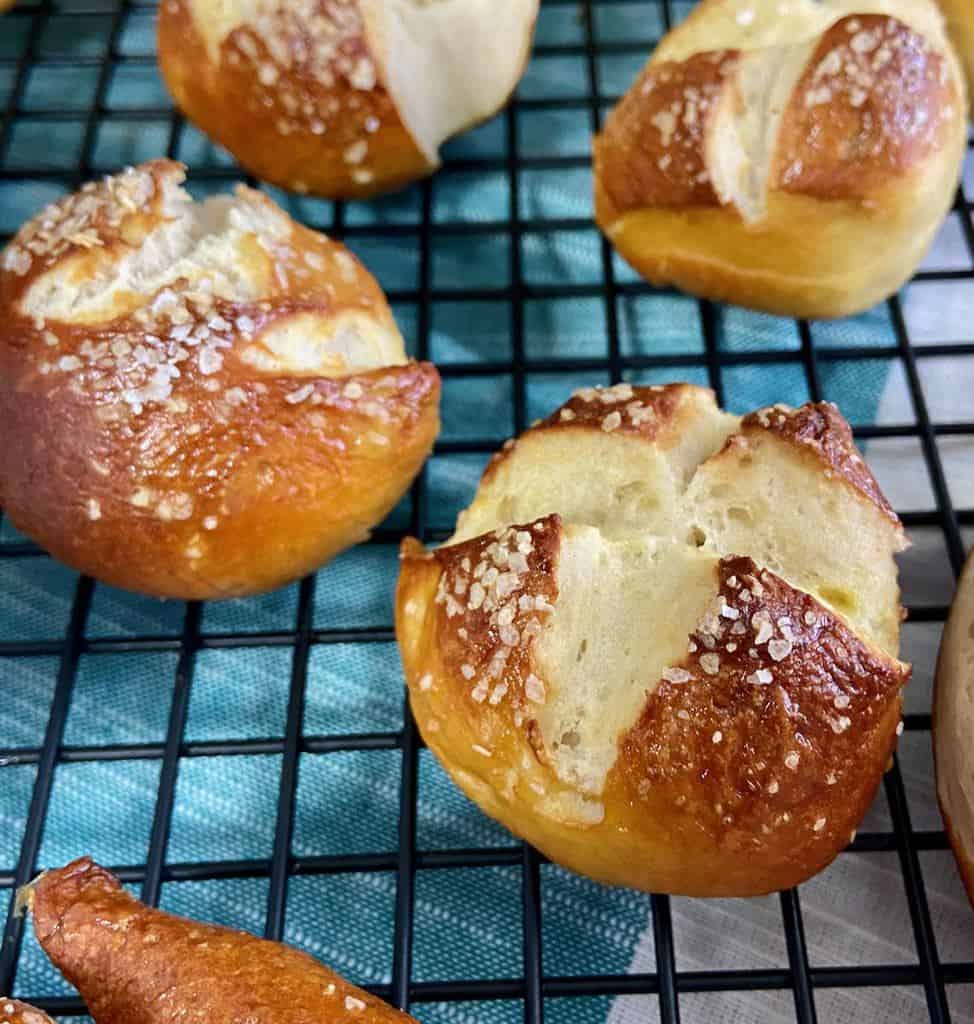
left=937, top=0, right=974, bottom=110
left=934, top=549, right=974, bottom=906
left=158, top=0, right=539, bottom=198
left=0, top=1003, right=54, bottom=1024
left=0, top=160, right=440, bottom=599
left=26, top=858, right=415, bottom=1022
left=593, top=0, right=967, bottom=319
left=397, top=384, right=910, bottom=896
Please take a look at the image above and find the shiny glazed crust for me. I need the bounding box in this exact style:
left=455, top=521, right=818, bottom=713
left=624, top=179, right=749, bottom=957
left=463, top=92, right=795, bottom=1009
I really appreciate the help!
left=27, top=859, right=415, bottom=1022
left=593, top=2, right=967, bottom=318
left=399, top=528, right=906, bottom=895
left=0, top=161, right=440, bottom=599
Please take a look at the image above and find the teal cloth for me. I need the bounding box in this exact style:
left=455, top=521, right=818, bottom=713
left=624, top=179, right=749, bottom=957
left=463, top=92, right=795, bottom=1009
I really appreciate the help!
left=0, top=3, right=935, bottom=1023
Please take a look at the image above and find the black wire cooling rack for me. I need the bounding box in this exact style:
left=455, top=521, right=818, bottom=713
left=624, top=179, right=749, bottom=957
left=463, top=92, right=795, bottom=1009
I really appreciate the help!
left=1, top=1, right=973, bottom=1022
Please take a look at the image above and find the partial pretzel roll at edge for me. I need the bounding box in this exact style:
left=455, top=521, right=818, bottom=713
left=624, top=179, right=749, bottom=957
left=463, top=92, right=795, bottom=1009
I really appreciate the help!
left=158, top=0, right=539, bottom=198
left=19, top=858, right=416, bottom=1022
left=593, top=0, right=967, bottom=318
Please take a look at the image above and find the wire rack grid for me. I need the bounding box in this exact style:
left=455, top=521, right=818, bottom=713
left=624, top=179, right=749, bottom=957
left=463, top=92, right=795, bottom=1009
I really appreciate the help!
left=0, top=1, right=973, bottom=1022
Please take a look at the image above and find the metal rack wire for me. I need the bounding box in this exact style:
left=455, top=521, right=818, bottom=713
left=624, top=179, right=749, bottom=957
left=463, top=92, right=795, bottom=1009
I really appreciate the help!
left=0, top=0, right=973, bottom=1021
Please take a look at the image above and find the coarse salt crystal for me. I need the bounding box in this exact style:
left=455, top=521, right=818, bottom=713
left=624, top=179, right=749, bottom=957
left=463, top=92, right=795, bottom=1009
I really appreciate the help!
left=285, top=383, right=315, bottom=404
left=768, top=638, right=792, bottom=661
left=699, top=653, right=720, bottom=676
left=344, top=140, right=368, bottom=165
left=525, top=673, right=546, bottom=704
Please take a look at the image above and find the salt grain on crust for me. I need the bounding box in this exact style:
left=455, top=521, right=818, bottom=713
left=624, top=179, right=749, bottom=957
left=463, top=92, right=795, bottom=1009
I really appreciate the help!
left=602, top=410, right=622, bottom=432
left=525, top=673, right=546, bottom=704
left=746, top=668, right=773, bottom=686
left=699, top=652, right=720, bottom=675
left=767, top=638, right=792, bottom=661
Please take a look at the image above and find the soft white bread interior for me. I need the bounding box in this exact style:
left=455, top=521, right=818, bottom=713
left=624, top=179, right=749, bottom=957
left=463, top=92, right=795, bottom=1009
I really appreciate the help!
left=158, top=0, right=538, bottom=198
left=0, top=160, right=440, bottom=599
left=593, top=0, right=967, bottom=318
left=364, top=0, right=540, bottom=162
left=397, top=384, right=910, bottom=896
left=458, top=388, right=904, bottom=654
left=934, top=549, right=974, bottom=906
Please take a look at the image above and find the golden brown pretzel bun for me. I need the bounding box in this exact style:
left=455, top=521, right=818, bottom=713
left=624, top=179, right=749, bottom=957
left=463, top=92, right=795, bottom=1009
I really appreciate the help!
left=396, top=384, right=911, bottom=897
left=0, top=1002, right=54, bottom=1024
left=934, top=548, right=974, bottom=906
left=158, top=0, right=539, bottom=198
left=937, top=0, right=974, bottom=110
left=0, top=160, right=440, bottom=599
left=25, top=858, right=415, bottom=1022
left=593, top=0, right=967, bottom=319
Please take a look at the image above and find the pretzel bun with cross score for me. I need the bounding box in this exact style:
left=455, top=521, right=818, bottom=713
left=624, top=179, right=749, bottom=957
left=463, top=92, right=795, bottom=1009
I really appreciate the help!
left=396, top=384, right=911, bottom=896
left=593, top=0, right=967, bottom=319
left=158, top=0, right=539, bottom=199
left=0, top=160, right=440, bottom=599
